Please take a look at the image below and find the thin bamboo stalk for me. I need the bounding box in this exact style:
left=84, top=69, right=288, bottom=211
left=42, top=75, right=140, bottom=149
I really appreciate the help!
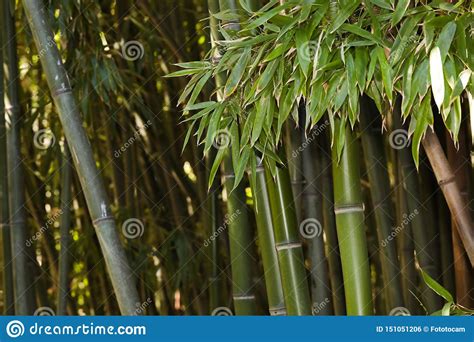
left=332, top=118, right=373, bottom=315
left=0, top=0, right=14, bottom=314
left=265, top=163, right=312, bottom=315
left=359, top=97, right=404, bottom=311
left=3, top=0, right=32, bottom=315
left=57, top=144, right=73, bottom=315
left=22, top=0, right=140, bottom=315
left=301, top=127, right=333, bottom=315
left=423, top=129, right=474, bottom=267
left=252, top=161, right=286, bottom=315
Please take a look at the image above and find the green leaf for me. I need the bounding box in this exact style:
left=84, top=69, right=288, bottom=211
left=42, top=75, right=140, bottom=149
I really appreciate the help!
left=341, top=24, right=385, bottom=46
left=411, top=95, right=432, bottom=168
left=232, top=146, right=251, bottom=191
left=328, top=0, right=361, bottom=33
left=420, top=268, right=454, bottom=303
left=255, top=59, right=279, bottom=94
left=208, top=148, right=226, bottom=190
left=436, top=21, right=456, bottom=62
left=224, top=47, right=251, bottom=97
left=376, top=47, right=393, bottom=103
left=246, top=3, right=293, bottom=30
left=391, top=0, right=410, bottom=27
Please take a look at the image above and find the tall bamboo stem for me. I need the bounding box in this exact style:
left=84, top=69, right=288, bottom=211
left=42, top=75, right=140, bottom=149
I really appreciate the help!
left=423, top=129, right=474, bottom=267
left=0, top=0, right=14, bottom=314
left=359, top=97, right=403, bottom=312
left=265, top=163, right=312, bottom=315
left=332, top=118, right=373, bottom=315
left=252, top=162, right=286, bottom=315
left=22, top=0, right=140, bottom=315
left=4, top=0, right=32, bottom=315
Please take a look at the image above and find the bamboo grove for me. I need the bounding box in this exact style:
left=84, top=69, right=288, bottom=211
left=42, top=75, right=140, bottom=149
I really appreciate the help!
left=0, top=0, right=472, bottom=316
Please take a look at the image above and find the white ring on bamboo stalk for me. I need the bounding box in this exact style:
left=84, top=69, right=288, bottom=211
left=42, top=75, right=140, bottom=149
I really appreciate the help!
left=276, top=242, right=302, bottom=251
left=334, top=203, right=365, bottom=214
left=233, top=295, right=256, bottom=300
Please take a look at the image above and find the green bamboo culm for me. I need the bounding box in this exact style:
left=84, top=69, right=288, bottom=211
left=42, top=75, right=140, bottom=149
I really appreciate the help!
left=0, top=0, right=14, bottom=315
left=57, top=144, right=73, bottom=315
left=393, top=107, right=442, bottom=314
left=332, top=118, right=373, bottom=315
left=22, top=0, right=141, bottom=315
left=265, top=163, right=312, bottom=315
left=252, top=161, right=286, bottom=315
left=222, top=156, right=258, bottom=315
left=3, top=0, right=32, bottom=315
left=359, top=97, right=404, bottom=313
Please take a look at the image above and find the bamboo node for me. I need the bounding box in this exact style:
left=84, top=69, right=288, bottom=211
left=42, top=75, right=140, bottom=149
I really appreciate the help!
left=269, top=307, right=287, bottom=316
left=276, top=242, right=302, bottom=251
left=233, top=295, right=256, bottom=300
left=92, top=215, right=115, bottom=226
left=334, top=203, right=365, bottom=215
left=53, top=87, right=73, bottom=97
left=437, top=175, right=456, bottom=187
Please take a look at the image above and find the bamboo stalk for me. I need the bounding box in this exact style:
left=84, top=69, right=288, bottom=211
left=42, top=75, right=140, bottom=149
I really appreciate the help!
left=319, top=124, right=346, bottom=315
left=359, top=97, right=404, bottom=312
left=0, top=0, right=14, bottom=315
left=22, top=0, right=140, bottom=315
left=332, top=118, right=373, bottom=315
left=252, top=161, right=286, bottom=315
left=3, top=0, right=32, bottom=315
left=265, top=163, right=312, bottom=315
left=301, top=125, right=333, bottom=315
left=57, top=144, right=73, bottom=315
left=422, top=129, right=474, bottom=267
left=222, top=156, right=258, bottom=315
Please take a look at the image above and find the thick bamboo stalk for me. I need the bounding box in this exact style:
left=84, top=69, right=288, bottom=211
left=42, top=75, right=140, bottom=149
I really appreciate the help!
left=422, top=129, right=474, bottom=267
left=265, top=164, right=312, bottom=315
left=3, top=0, right=32, bottom=315
left=319, top=125, right=346, bottom=315
left=22, top=0, right=140, bottom=315
left=252, top=162, right=286, bottom=315
left=332, top=118, right=373, bottom=315
left=0, top=0, right=14, bottom=315
left=57, top=144, right=73, bottom=315
left=359, top=97, right=404, bottom=312
left=222, top=156, right=258, bottom=315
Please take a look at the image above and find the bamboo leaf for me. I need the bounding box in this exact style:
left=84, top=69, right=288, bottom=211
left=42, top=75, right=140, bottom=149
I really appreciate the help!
left=420, top=268, right=454, bottom=303
left=208, top=147, right=226, bottom=190
left=391, top=0, right=410, bottom=27
left=232, top=146, right=251, bottom=191
left=341, top=24, right=385, bottom=46
left=328, top=0, right=361, bottom=33
left=436, top=21, right=457, bottom=62
left=224, top=47, right=251, bottom=97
